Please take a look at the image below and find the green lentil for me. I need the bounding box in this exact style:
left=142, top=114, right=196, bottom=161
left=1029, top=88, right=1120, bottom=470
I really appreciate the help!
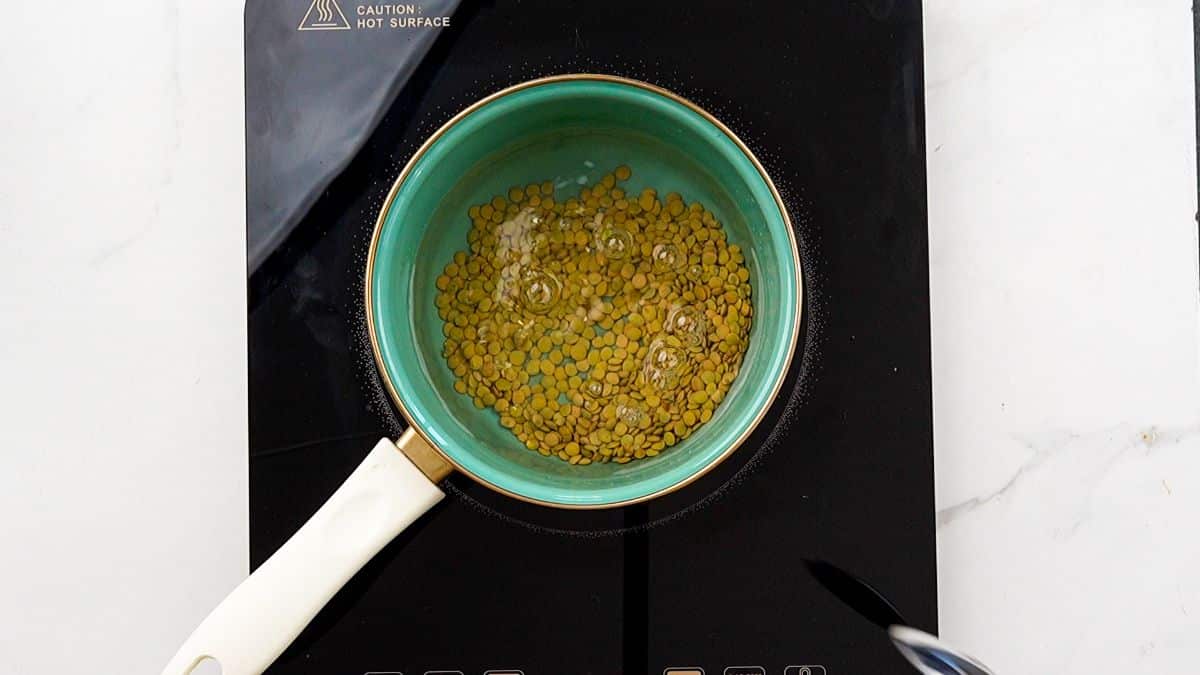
left=434, top=166, right=753, bottom=464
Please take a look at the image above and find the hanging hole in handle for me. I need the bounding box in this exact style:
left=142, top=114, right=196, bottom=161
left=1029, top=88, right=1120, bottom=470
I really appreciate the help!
left=187, top=657, right=223, bottom=675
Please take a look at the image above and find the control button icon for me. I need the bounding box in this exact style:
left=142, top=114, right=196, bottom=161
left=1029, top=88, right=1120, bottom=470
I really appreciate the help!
left=664, top=669, right=704, bottom=675
left=723, top=668, right=765, bottom=675
left=483, top=671, right=525, bottom=675
left=784, top=666, right=828, bottom=675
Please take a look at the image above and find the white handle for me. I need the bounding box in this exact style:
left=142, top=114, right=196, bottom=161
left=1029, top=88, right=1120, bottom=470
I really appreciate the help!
left=161, top=436, right=445, bottom=675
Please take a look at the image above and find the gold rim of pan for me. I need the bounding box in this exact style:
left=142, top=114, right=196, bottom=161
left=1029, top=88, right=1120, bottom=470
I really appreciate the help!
left=365, top=73, right=804, bottom=510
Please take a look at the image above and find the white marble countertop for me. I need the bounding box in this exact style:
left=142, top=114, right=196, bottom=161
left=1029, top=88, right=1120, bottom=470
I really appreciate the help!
left=1, top=2, right=1197, bottom=673
left=927, top=3, right=1200, bottom=672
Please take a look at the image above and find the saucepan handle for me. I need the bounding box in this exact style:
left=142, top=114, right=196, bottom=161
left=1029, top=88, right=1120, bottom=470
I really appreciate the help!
left=161, top=435, right=445, bottom=675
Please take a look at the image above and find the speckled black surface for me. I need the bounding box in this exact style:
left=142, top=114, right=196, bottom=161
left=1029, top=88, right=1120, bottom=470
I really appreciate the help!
left=247, top=1, right=935, bottom=673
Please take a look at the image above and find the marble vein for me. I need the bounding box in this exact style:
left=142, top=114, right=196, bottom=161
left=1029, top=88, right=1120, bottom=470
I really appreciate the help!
left=937, top=423, right=1199, bottom=529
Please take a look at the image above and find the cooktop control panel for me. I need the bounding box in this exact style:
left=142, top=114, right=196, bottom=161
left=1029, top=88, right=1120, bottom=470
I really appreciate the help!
left=365, top=666, right=829, bottom=674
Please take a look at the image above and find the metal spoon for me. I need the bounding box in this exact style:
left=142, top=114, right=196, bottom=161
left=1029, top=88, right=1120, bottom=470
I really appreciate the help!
left=888, top=624, right=995, bottom=675
left=803, top=559, right=996, bottom=675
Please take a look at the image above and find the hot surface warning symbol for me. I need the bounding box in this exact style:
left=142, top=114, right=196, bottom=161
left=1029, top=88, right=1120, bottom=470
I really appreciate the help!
left=298, top=0, right=352, bottom=31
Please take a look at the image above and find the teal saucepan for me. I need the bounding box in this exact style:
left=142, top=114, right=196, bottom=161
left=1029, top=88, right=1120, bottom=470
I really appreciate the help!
left=163, top=74, right=801, bottom=675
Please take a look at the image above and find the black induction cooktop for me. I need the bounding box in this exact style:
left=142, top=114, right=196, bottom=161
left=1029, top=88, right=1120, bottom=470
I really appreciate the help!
left=246, top=1, right=935, bottom=673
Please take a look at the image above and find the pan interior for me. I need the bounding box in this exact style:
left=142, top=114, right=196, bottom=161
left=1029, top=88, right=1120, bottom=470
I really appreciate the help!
left=370, top=78, right=798, bottom=507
